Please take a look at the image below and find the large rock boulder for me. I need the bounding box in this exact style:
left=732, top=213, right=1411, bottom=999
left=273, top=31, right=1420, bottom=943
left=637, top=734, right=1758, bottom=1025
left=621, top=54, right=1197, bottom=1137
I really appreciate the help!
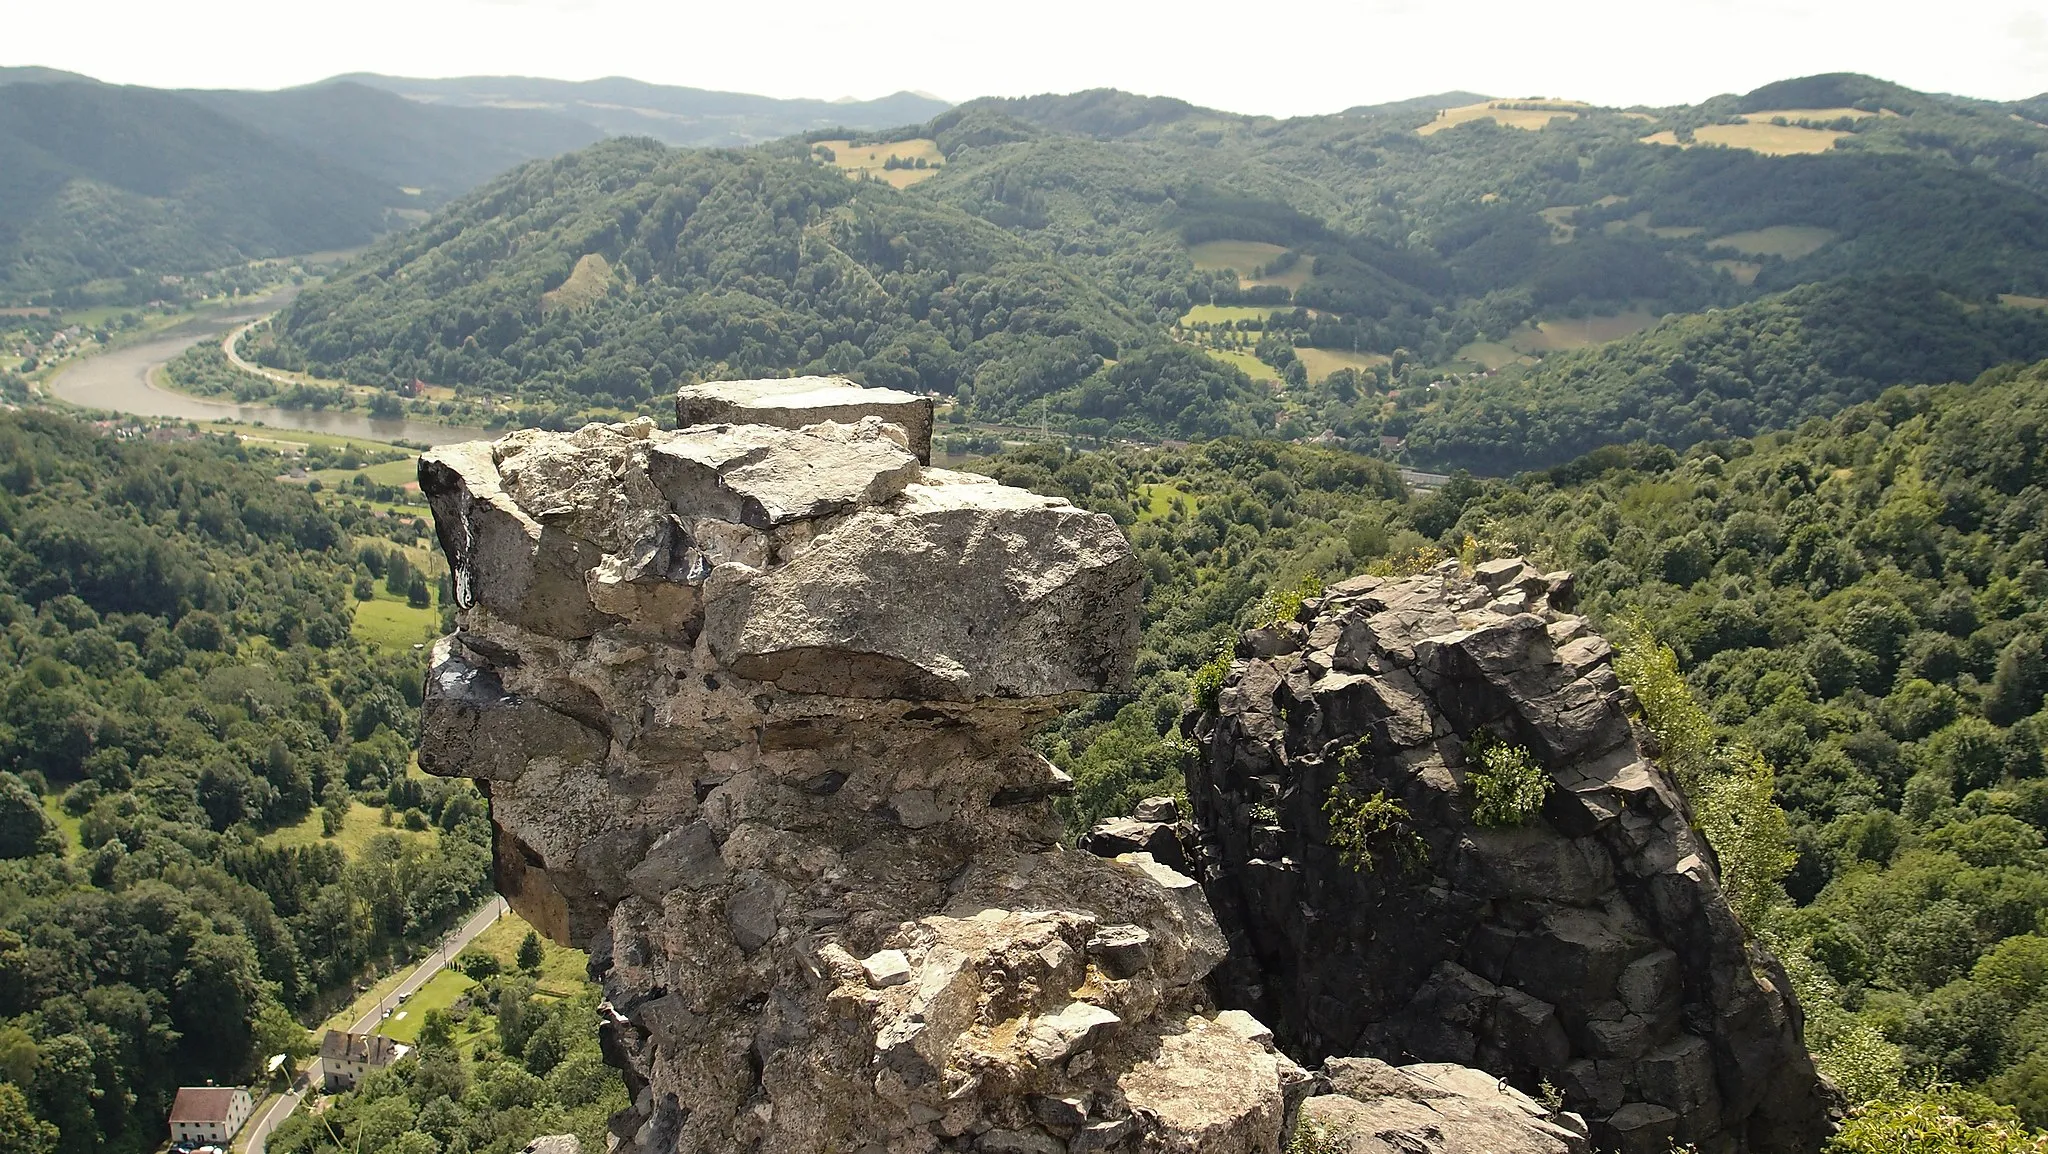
left=421, top=384, right=1330, bottom=1153
left=1185, top=561, right=1838, bottom=1153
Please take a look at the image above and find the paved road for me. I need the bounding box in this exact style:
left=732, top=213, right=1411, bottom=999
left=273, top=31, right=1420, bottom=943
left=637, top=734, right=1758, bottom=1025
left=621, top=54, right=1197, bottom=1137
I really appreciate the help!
left=238, top=897, right=509, bottom=1154
left=221, top=315, right=297, bottom=387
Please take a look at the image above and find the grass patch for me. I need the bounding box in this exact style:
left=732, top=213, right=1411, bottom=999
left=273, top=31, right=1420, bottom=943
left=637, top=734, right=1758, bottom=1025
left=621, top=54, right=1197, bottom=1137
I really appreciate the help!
left=1606, top=211, right=1702, bottom=240
left=353, top=596, right=441, bottom=654
left=1709, top=225, right=1837, bottom=259
left=1178, top=304, right=1280, bottom=326
left=1742, top=107, right=1886, bottom=123
left=1451, top=341, right=1532, bottom=372
left=541, top=253, right=619, bottom=315
left=265, top=800, right=436, bottom=859
left=41, top=793, right=81, bottom=852
left=1187, top=240, right=1309, bottom=290
left=1294, top=347, right=1390, bottom=381
left=1418, top=101, right=1582, bottom=136
left=1203, top=346, right=1283, bottom=381
left=469, top=912, right=588, bottom=997
left=1137, top=483, right=1198, bottom=522
left=375, top=969, right=473, bottom=1044
left=812, top=138, right=944, bottom=188
left=2000, top=294, right=2048, bottom=311
left=313, top=457, right=419, bottom=489
left=1518, top=310, right=1660, bottom=351
left=1712, top=259, right=1763, bottom=285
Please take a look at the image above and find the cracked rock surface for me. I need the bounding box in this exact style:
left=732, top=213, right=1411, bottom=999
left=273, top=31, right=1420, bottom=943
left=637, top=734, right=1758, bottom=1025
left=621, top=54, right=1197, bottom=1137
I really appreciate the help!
left=1184, top=560, right=1837, bottom=1154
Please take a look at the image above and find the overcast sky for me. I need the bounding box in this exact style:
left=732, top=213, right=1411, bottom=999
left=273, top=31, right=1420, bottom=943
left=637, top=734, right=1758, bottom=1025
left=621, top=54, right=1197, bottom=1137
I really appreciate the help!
left=6, top=0, right=2044, bottom=113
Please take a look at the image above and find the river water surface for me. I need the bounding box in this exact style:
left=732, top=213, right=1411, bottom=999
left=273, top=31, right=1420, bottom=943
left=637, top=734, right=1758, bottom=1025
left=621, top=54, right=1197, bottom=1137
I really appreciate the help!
left=46, top=291, right=489, bottom=446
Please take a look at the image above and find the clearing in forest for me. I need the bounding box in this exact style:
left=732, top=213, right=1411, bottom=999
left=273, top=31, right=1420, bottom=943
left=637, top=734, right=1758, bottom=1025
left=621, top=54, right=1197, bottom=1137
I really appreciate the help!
left=541, top=253, right=621, bottom=315
left=1417, top=100, right=1584, bottom=136
left=1179, top=304, right=1282, bottom=326
left=1450, top=308, right=1660, bottom=369
left=1187, top=240, right=1312, bottom=291
left=2001, top=294, right=2048, bottom=311
left=1712, top=259, right=1763, bottom=285
left=1709, top=225, right=1836, bottom=259
left=812, top=138, right=944, bottom=187
left=1640, top=108, right=1883, bottom=156
left=1204, top=346, right=1282, bottom=381
left=1295, top=347, right=1390, bottom=380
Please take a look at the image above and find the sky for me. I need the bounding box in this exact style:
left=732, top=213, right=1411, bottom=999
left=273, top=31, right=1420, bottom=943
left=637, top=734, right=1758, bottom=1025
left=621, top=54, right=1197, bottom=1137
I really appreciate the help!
left=5, top=0, right=2045, bottom=113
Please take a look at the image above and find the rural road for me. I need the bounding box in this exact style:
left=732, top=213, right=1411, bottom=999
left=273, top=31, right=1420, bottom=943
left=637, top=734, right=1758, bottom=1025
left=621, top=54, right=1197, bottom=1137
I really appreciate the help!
left=238, top=896, right=509, bottom=1154
left=221, top=315, right=297, bottom=387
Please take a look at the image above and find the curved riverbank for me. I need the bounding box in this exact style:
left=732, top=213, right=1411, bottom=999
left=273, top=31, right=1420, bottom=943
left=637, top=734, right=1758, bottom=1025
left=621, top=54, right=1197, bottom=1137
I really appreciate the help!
left=46, top=292, right=489, bottom=447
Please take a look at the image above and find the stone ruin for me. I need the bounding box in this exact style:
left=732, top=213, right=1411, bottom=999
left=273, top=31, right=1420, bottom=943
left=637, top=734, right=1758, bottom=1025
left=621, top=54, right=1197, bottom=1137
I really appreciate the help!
left=412, top=376, right=1829, bottom=1153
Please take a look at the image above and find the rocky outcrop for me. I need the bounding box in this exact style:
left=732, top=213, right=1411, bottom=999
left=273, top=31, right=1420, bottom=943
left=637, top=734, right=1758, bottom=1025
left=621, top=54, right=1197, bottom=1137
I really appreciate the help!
left=1184, top=560, right=1837, bottom=1154
left=423, top=383, right=1541, bottom=1154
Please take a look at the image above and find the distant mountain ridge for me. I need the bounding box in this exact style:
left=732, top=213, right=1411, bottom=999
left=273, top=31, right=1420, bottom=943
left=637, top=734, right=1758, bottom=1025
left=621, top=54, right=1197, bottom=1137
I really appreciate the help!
left=332, top=73, right=952, bottom=147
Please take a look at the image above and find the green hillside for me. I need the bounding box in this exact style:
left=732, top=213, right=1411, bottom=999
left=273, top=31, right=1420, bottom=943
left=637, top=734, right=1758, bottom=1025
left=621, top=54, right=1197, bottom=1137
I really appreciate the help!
left=0, top=81, right=399, bottom=292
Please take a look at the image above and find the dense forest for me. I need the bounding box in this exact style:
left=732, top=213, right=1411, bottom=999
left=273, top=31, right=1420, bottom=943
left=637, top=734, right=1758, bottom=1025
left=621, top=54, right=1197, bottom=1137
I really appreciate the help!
left=251, top=72, right=2048, bottom=469
left=989, top=357, right=2048, bottom=1134
left=0, top=412, right=493, bottom=1152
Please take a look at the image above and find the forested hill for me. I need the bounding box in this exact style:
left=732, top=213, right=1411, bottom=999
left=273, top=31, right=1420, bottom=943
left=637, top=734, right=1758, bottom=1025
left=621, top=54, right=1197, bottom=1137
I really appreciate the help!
left=262, top=71, right=2048, bottom=468
left=0, top=412, right=491, bottom=1151
left=992, top=357, right=2048, bottom=1133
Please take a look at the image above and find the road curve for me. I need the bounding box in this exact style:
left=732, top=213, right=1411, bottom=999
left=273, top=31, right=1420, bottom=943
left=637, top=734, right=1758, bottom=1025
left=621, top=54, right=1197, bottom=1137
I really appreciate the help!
left=238, top=897, right=509, bottom=1154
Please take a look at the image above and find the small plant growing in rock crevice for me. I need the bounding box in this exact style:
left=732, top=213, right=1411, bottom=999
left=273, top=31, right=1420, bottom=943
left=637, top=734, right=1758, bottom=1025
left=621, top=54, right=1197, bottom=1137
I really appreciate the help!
left=1324, top=770, right=1428, bottom=874
left=1249, top=573, right=1325, bottom=629
left=1286, top=1121, right=1342, bottom=1154
left=1189, top=637, right=1235, bottom=713
left=1466, top=731, right=1552, bottom=827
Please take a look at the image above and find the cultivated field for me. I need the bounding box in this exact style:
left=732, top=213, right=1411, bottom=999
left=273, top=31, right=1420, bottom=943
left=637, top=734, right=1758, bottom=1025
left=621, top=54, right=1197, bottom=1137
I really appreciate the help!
left=1295, top=347, right=1391, bottom=380
left=1418, top=100, right=1583, bottom=136
left=813, top=138, right=944, bottom=187
left=1709, top=225, right=1836, bottom=259
left=1187, top=240, right=1312, bottom=290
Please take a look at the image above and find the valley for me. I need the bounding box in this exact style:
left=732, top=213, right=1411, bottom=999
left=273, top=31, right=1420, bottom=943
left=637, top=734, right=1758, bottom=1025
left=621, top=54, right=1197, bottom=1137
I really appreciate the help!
left=2, top=51, right=2048, bottom=1154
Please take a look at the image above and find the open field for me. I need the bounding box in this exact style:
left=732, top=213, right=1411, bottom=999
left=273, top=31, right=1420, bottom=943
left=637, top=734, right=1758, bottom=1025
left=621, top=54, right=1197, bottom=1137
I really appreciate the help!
left=1519, top=310, right=1661, bottom=351
left=41, top=794, right=81, bottom=852
left=1538, top=206, right=1580, bottom=242
left=1179, top=305, right=1280, bottom=326
left=1203, top=346, right=1282, bottom=381
left=469, top=911, right=589, bottom=998
left=2001, top=294, right=2048, bottom=311
left=1137, top=482, right=1199, bottom=522
left=813, top=138, right=944, bottom=188
left=1743, top=107, right=1888, bottom=123
left=1451, top=341, right=1532, bottom=372
left=265, top=799, right=437, bottom=858
left=1187, top=240, right=1311, bottom=290
left=1417, top=101, right=1582, bottom=136
left=313, top=457, right=420, bottom=488
left=354, top=596, right=441, bottom=653
left=375, top=969, right=472, bottom=1043
left=1644, top=123, right=1847, bottom=155
left=1295, top=347, right=1390, bottom=380
left=1606, top=212, right=1702, bottom=240
left=1709, top=225, right=1836, bottom=259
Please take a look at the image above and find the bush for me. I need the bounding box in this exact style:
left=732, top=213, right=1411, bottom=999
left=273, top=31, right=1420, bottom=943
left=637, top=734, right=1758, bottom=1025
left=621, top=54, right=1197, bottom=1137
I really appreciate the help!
left=1467, top=734, right=1551, bottom=827
left=1189, top=641, right=1234, bottom=713
left=453, top=949, right=500, bottom=981
left=1324, top=770, right=1427, bottom=874
left=1830, top=1093, right=2048, bottom=1153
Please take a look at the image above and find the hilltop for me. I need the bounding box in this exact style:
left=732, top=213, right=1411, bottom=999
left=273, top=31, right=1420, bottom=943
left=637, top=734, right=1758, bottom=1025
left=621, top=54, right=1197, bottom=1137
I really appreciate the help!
left=260, top=71, right=2048, bottom=467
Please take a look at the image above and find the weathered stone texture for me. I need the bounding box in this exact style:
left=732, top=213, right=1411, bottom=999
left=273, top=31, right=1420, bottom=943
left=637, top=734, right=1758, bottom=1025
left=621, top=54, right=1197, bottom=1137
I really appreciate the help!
left=1183, top=560, right=1837, bottom=1153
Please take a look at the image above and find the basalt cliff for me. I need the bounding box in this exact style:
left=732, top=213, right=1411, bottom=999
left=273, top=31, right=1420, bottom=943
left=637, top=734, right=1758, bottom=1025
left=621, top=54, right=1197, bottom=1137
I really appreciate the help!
left=412, top=377, right=1831, bottom=1153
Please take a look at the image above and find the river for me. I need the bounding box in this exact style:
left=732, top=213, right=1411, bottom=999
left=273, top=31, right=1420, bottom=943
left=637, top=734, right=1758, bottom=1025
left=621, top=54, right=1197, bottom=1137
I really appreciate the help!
left=45, top=290, right=489, bottom=447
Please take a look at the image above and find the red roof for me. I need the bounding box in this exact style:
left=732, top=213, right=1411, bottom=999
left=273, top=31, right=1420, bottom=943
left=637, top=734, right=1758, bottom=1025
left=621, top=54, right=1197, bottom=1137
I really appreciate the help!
left=169, top=1087, right=244, bottom=1123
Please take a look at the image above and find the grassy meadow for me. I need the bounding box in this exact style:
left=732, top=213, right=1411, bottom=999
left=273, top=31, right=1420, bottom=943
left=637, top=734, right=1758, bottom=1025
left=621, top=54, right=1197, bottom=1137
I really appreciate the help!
left=812, top=138, right=944, bottom=187
left=1709, top=225, right=1837, bottom=258
left=1187, top=240, right=1311, bottom=290
left=1294, top=347, right=1390, bottom=380
left=1417, top=101, right=1583, bottom=136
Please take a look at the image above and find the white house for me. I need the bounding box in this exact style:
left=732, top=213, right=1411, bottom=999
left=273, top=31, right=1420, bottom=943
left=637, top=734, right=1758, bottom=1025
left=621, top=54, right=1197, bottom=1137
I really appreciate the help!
left=319, top=1030, right=404, bottom=1091
left=168, top=1086, right=254, bottom=1146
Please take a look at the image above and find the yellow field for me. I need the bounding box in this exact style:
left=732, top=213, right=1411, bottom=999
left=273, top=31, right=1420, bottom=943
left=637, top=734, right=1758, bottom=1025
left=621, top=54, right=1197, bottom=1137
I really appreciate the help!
left=813, top=138, right=944, bottom=188
left=1187, top=240, right=1311, bottom=290
left=541, top=253, right=618, bottom=315
left=1418, top=101, right=1582, bottom=136
left=1709, top=225, right=1836, bottom=259
left=1645, top=123, right=1847, bottom=156
left=1179, top=305, right=1281, bottom=326
left=1295, top=347, right=1390, bottom=381
left=2000, top=294, right=2048, bottom=311
left=1712, top=259, right=1763, bottom=285
left=1204, top=347, right=1282, bottom=381
left=1742, top=107, right=1886, bottom=123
